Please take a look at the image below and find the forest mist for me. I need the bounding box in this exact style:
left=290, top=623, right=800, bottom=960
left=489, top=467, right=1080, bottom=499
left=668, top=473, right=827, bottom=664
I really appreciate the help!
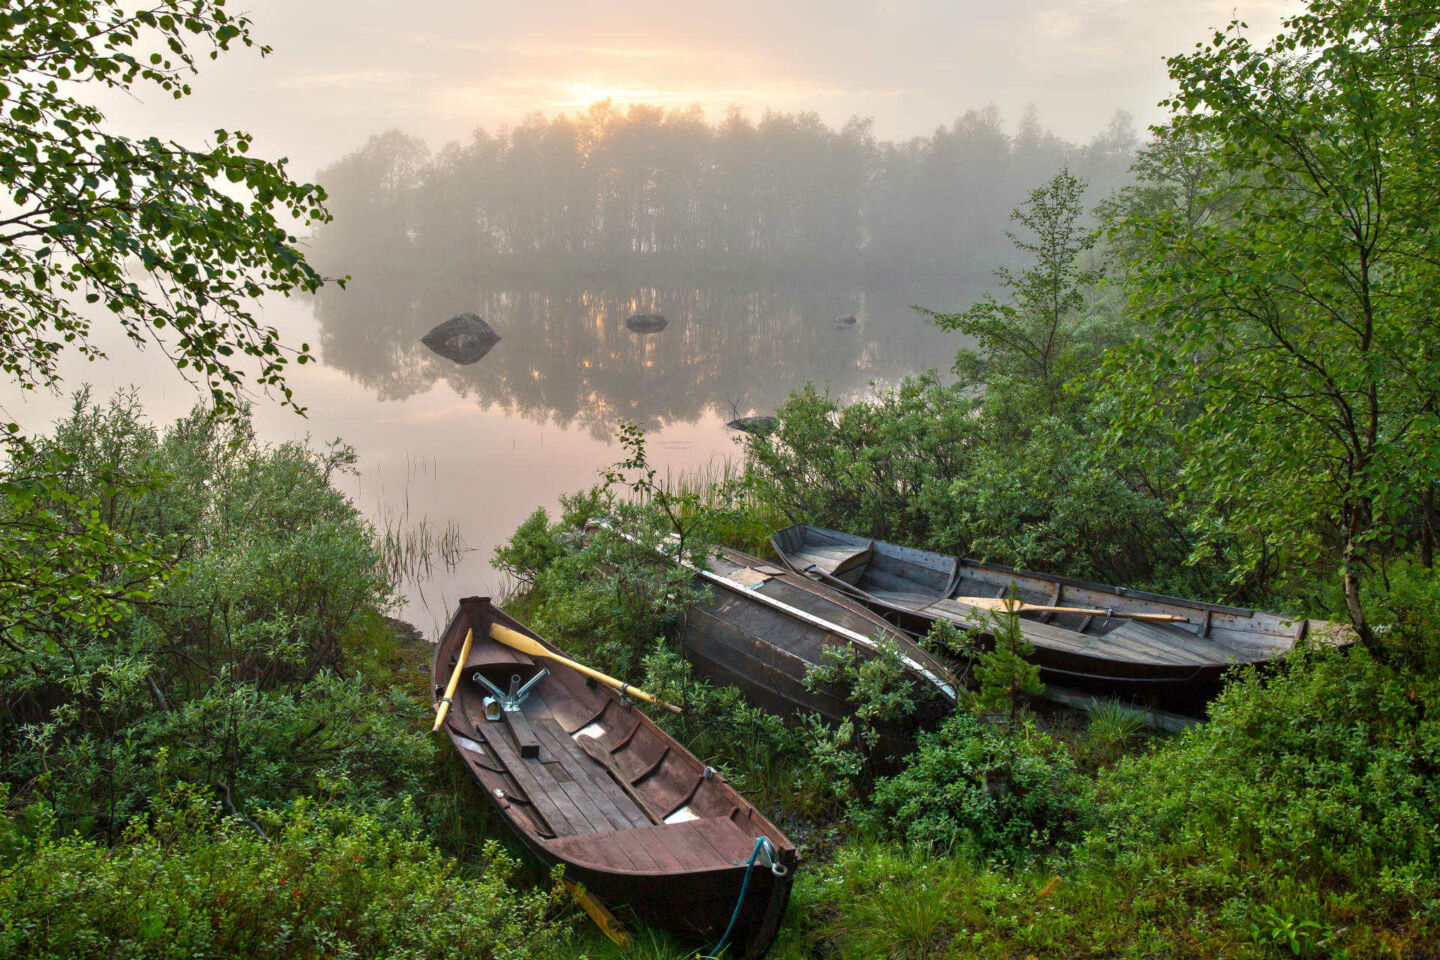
left=310, top=101, right=1139, bottom=283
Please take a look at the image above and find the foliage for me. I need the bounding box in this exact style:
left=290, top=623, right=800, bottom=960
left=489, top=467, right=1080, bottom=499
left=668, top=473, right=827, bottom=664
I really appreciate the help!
left=1101, top=0, right=1440, bottom=646
left=493, top=434, right=712, bottom=679
left=1089, top=640, right=1440, bottom=956
left=924, top=166, right=1104, bottom=413
left=1079, top=699, right=1148, bottom=770
left=861, top=712, right=1088, bottom=858
left=743, top=374, right=976, bottom=544
left=1364, top=558, right=1440, bottom=674
left=0, top=786, right=573, bottom=960
left=972, top=597, right=1044, bottom=731
left=0, top=393, right=431, bottom=839
left=0, top=428, right=169, bottom=653
left=0, top=0, right=335, bottom=416
left=744, top=374, right=1218, bottom=594
left=803, top=634, right=918, bottom=753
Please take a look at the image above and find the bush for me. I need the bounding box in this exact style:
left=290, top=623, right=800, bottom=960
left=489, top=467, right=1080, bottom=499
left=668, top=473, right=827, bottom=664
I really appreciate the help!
left=1089, top=642, right=1440, bottom=954
left=743, top=375, right=1224, bottom=595
left=0, top=393, right=434, bottom=839
left=861, top=712, right=1090, bottom=858
left=0, top=787, right=574, bottom=960
left=493, top=488, right=709, bottom=680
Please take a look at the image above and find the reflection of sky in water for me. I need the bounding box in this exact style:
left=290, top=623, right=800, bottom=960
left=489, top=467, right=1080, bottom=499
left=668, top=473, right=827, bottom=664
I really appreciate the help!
left=2, top=271, right=977, bottom=636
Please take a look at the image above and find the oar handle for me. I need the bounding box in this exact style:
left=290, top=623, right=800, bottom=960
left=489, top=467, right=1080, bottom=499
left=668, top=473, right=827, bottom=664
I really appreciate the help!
left=490, top=624, right=683, bottom=714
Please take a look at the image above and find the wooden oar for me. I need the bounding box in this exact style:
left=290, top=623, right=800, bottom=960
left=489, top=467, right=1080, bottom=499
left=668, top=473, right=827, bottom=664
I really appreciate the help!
left=432, top=628, right=474, bottom=732
left=954, top=597, right=1191, bottom=624
left=490, top=623, right=683, bottom=714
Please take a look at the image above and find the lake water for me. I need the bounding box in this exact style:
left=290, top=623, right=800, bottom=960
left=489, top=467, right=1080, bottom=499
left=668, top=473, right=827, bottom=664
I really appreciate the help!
left=3, top=264, right=976, bottom=636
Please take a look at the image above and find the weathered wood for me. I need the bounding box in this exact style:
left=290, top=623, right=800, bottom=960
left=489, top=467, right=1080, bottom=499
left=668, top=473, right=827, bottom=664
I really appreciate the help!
left=503, top=707, right=542, bottom=759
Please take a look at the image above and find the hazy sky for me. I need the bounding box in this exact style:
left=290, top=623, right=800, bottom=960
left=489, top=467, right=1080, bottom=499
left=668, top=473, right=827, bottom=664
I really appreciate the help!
left=109, top=0, right=1294, bottom=181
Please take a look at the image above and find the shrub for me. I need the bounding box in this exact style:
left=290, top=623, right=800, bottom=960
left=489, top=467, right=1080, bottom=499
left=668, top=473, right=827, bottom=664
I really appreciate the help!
left=0, top=393, right=429, bottom=838
left=1090, top=642, right=1440, bottom=952
left=861, top=712, right=1089, bottom=858
left=0, top=787, right=574, bottom=960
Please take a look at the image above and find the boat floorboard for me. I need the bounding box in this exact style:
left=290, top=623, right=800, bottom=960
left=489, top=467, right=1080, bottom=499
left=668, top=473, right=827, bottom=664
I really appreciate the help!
left=475, top=706, right=649, bottom=840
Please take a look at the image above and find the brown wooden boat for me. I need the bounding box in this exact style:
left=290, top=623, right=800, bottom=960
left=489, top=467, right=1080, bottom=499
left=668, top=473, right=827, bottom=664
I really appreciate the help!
left=680, top=547, right=957, bottom=766
left=772, top=525, right=1347, bottom=716
left=432, top=597, right=796, bottom=957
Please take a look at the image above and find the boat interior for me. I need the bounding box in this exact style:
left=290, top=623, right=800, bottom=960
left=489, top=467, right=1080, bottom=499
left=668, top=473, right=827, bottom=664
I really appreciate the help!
left=774, top=526, right=1319, bottom=668
left=442, top=601, right=786, bottom=871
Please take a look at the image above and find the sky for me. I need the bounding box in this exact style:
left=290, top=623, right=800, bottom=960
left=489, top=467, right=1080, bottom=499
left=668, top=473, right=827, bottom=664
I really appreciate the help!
left=102, top=0, right=1297, bottom=179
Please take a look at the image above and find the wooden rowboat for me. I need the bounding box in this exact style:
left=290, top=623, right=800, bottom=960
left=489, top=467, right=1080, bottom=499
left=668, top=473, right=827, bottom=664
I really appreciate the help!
left=432, top=597, right=796, bottom=957
left=681, top=547, right=958, bottom=766
left=771, top=525, right=1346, bottom=715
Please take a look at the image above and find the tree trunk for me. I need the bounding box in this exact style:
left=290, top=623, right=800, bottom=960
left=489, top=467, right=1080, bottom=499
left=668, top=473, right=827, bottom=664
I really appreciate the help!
left=1423, top=483, right=1435, bottom=569
left=1342, top=507, right=1384, bottom=660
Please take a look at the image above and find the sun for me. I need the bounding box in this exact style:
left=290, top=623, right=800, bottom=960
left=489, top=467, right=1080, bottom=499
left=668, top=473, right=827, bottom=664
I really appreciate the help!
left=554, top=81, right=691, bottom=110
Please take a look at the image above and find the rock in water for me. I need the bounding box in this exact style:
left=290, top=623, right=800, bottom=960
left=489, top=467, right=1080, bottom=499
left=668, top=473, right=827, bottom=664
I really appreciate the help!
left=626, top=313, right=668, bottom=333
left=726, top=415, right=778, bottom=435
left=833, top=314, right=857, bottom=328
left=421, top=313, right=500, bottom=364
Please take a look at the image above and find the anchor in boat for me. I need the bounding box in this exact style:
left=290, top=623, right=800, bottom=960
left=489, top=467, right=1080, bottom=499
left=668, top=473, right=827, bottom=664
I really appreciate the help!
left=473, top=669, right=550, bottom=758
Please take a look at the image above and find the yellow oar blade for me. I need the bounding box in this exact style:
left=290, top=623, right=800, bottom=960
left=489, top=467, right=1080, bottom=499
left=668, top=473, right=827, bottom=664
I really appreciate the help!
left=433, top=628, right=474, bottom=732
left=490, top=623, right=683, bottom=714
left=564, top=880, right=630, bottom=947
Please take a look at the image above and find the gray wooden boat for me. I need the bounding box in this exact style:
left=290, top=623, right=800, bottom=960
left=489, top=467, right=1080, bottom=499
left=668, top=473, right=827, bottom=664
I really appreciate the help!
left=771, top=525, right=1347, bottom=715
left=681, top=547, right=957, bottom=766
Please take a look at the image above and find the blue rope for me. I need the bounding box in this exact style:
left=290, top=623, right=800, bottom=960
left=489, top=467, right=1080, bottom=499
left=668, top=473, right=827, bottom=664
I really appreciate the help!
left=704, top=836, right=768, bottom=959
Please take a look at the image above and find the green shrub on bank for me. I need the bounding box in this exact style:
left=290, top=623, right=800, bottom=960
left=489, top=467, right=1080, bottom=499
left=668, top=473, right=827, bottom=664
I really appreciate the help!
left=1089, top=639, right=1440, bottom=954
left=0, top=393, right=438, bottom=839
left=0, top=787, right=573, bottom=960
left=861, top=712, right=1089, bottom=858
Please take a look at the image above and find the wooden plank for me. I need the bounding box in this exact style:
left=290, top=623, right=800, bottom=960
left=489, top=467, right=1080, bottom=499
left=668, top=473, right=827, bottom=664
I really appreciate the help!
left=475, top=720, right=578, bottom=837
left=529, top=716, right=651, bottom=832
left=648, top=817, right=715, bottom=872
left=563, top=696, right=612, bottom=735
left=1103, top=621, right=1214, bottom=665
left=573, top=733, right=667, bottom=828
left=503, top=708, right=542, bottom=759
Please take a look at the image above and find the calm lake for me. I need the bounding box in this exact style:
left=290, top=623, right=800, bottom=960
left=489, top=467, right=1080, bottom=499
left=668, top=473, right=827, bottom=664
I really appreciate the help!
left=4, top=267, right=976, bottom=635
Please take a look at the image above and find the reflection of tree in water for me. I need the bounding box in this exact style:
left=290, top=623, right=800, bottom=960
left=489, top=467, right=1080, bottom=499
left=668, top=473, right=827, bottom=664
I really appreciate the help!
left=311, top=266, right=977, bottom=438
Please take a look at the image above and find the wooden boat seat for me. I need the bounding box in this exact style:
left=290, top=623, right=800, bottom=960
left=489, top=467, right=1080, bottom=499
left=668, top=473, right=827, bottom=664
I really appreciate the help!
left=791, top=541, right=872, bottom=579
left=547, top=814, right=761, bottom=875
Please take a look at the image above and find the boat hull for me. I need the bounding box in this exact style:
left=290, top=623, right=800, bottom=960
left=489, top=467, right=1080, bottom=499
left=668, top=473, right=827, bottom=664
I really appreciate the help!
left=681, top=549, right=956, bottom=767
left=434, top=597, right=796, bottom=958
left=772, top=524, right=1343, bottom=717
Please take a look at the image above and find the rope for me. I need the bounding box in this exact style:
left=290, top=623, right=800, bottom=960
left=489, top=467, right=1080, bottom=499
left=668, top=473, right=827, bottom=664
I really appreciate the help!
left=704, top=836, right=768, bottom=959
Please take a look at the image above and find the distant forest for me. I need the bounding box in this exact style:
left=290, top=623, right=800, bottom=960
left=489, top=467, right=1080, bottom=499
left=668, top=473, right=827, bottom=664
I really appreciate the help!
left=311, top=102, right=1138, bottom=280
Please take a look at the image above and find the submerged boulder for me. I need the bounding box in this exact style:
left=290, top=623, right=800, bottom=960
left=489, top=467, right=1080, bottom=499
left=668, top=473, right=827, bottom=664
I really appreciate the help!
left=726, top=415, right=778, bottom=435
left=421, top=313, right=500, bottom=365
left=626, top=313, right=668, bottom=334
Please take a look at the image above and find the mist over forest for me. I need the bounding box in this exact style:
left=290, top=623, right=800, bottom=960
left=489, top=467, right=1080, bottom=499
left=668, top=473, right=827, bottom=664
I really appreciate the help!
left=310, top=102, right=1139, bottom=282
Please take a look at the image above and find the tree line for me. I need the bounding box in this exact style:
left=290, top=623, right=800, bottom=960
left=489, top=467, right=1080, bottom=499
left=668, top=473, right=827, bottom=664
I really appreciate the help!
left=310, top=103, right=1137, bottom=279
